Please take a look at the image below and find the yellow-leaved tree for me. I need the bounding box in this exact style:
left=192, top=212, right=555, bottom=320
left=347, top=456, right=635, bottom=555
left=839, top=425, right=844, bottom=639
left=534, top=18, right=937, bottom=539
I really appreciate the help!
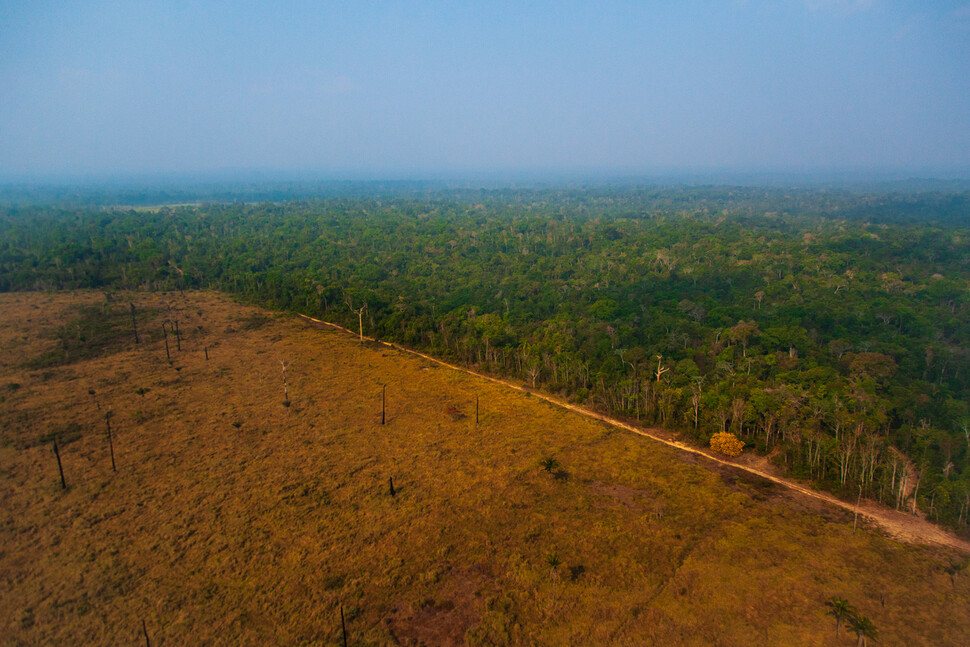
left=710, top=431, right=744, bottom=457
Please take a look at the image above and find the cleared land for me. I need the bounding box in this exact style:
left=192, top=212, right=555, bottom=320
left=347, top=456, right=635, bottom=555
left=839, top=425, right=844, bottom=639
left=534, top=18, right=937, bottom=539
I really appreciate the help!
left=1, top=291, right=968, bottom=646
left=302, top=313, right=970, bottom=554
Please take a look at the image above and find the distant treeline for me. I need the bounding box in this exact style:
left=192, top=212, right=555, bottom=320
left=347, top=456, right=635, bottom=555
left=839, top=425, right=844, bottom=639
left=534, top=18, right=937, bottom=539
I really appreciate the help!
left=2, top=186, right=970, bottom=532
left=2, top=180, right=969, bottom=222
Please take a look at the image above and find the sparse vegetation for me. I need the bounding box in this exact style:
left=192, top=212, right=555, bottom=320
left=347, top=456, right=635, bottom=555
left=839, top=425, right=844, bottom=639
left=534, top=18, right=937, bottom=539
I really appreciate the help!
left=37, top=422, right=83, bottom=448
left=23, top=303, right=145, bottom=368
left=239, top=313, right=271, bottom=331
left=0, top=291, right=968, bottom=645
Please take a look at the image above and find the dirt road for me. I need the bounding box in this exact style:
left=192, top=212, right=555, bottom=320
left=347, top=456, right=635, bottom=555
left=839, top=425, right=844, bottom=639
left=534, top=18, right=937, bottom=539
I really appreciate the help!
left=298, top=313, right=970, bottom=554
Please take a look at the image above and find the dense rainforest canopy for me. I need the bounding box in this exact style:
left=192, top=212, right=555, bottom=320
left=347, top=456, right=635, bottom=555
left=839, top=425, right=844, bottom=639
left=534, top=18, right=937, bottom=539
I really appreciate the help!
left=2, top=185, right=969, bottom=533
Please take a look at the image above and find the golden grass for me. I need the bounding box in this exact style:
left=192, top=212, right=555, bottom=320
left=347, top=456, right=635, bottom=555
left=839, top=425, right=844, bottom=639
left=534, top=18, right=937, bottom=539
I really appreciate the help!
left=0, top=290, right=967, bottom=646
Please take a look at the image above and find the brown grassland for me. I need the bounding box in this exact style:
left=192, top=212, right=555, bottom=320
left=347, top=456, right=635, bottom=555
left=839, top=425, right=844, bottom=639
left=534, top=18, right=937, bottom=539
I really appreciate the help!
left=1, top=290, right=968, bottom=646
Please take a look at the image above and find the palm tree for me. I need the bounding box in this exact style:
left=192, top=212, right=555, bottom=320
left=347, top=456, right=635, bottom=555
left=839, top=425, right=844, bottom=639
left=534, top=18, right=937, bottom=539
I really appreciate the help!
left=848, top=615, right=877, bottom=647
left=547, top=553, right=562, bottom=611
left=825, top=596, right=855, bottom=639
left=540, top=456, right=560, bottom=473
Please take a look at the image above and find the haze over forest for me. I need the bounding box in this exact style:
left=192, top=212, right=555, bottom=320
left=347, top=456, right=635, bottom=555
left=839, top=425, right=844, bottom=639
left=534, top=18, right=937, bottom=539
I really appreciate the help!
left=2, top=1, right=969, bottom=183
left=5, top=4, right=970, bottom=645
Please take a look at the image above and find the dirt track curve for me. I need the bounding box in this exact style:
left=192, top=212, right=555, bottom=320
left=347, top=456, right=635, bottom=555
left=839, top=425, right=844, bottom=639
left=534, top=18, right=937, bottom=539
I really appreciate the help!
left=298, top=313, right=970, bottom=554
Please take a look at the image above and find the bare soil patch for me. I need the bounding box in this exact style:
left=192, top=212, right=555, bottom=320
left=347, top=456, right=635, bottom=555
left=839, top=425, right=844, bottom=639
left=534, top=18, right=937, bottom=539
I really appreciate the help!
left=589, top=480, right=654, bottom=510
left=388, top=567, right=486, bottom=646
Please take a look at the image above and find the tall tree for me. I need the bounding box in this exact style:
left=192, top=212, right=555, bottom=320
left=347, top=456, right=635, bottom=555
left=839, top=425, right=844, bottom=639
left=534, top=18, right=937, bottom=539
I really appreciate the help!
left=825, top=596, right=855, bottom=639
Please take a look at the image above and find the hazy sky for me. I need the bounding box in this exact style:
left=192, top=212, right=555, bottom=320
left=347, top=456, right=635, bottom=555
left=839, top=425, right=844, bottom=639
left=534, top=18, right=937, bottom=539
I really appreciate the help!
left=1, top=1, right=968, bottom=180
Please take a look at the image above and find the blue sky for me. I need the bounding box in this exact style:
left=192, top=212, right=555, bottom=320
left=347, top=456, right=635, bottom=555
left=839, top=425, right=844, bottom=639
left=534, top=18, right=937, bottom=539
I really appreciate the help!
left=1, top=1, right=968, bottom=180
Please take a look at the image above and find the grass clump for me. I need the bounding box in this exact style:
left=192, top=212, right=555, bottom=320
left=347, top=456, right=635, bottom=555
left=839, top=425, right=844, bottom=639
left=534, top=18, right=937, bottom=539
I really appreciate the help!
left=36, top=421, right=83, bottom=449
left=23, top=304, right=144, bottom=368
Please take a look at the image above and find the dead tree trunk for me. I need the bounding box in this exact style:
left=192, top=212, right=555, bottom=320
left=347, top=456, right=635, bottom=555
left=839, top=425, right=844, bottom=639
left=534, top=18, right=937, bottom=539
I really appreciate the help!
left=355, top=306, right=367, bottom=342
left=381, top=384, right=386, bottom=425
left=174, top=319, right=182, bottom=351
left=130, top=302, right=139, bottom=344
left=105, top=412, right=117, bottom=473
left=912, top=469, right=923, bottom=515
left=280, top=360, right=290, bottom=405
left=53, top=440, right=66, bottom=489
left=346, top=298, right=367, bottom=342
left=853, top=484, right=862, bottom=532
left=162, top=324, right=171, bottom=363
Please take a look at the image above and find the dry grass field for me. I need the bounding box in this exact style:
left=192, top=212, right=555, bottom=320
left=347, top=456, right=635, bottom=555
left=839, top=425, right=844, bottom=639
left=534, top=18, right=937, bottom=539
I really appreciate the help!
left=1, top=290, right=968, bottom=646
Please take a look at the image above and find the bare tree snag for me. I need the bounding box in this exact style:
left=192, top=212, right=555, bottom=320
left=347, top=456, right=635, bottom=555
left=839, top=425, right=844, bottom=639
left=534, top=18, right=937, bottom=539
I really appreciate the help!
left=853, top=484, right=862, bottom=532
left=204, top=346, right=209, bottom=361
left=355, top=305, right=366, bottom=341
left=162, top=324, right=171, bottom=363
left=53, top=440, right=67, bottom=489
left=912, top=467, right=923, bottom=515
left=142, top=619, right=150, bottom=647
left=280, top=360, right=290, bottom=405
left=346, top=297, right=367, bottom=342
left=174, top=319, right=182, bottom=351
left=476, top=394, right=480, bottom=425
left=129, top=302, right=139, bottom=344
left=655, top=355, right=670, bottom=382
left=340, top=605, right=348, bottom=647
left=381, top=383, right=386, bottom=425
left=389, top=476, right=396, bottom=497
left=105, top=412, right=117, bottom=473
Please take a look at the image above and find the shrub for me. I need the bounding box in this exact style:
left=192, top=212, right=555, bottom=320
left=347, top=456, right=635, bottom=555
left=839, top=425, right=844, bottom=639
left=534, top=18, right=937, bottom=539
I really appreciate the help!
left=540, top=456, right=560, bottom=472
left=710, top=432, right=744, bottom=457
